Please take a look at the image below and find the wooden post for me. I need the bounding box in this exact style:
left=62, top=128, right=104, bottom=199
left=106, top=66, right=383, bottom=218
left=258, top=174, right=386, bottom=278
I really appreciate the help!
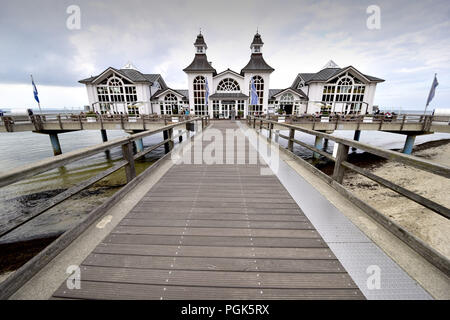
left=168, top=128, right=174, bottom=150
left=57, top=115, right=63, bottom=130
left=288, top=128, right=295, bottom=151
left=259, top=119, right=263, bottom=131
left=121, top=141, right=136, bottom=183
left=78, top=115, right=83, bottom=130
left=268, top=123, right=273, bottom=140
left=332, top=143, right=349, bottom=183
left=400, top=114, right=406, bottom=131
left=253, top=118, right=256, bottom=129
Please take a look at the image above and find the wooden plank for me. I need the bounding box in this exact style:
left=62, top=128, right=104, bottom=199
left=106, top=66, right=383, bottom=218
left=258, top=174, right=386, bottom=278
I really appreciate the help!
left=113, top=226, right=318, bottom=238
left=94, top=244, right=333, bottom=259
left=105, top=234, right=325, bottom=248
left=53, top=281, right=364, bottom=300
left=72, top=266, right=357, bottom=289
left=84, top=253, right=341, bottom=272
left=119, top=218, right=313, bottom=229
left=126, top=212, right=308, bottom=221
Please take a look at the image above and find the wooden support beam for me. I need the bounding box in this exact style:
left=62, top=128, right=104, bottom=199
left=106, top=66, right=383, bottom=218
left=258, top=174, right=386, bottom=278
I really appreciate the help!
left=288, top=129, right=295, bottom=152
left=332, top=143, right=349, bottom=183
left=121, top=142, right=136, bottom=183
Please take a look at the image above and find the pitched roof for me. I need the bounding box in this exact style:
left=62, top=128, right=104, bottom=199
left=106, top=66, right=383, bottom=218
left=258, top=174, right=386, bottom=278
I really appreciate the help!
left=214, top=68, right=244, bottom=79
left=241, top=53, right=274, bottom=73
left=209, top=92, right=249, bottom=100
left=183, top=54, right=217, bottom=74
left=79, top=67, right=163, bottom=85
left=290, top=65, right=385, bottom=86
left=151, top=88, right=189, bottom=100
left=269, top=88, right=308, bottom=99
left=269, top=89, right=284, bottom=98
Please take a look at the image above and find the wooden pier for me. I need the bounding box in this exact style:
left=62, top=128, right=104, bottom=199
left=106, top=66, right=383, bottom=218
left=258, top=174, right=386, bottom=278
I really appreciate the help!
left=0, top=118, right=448, bottom=300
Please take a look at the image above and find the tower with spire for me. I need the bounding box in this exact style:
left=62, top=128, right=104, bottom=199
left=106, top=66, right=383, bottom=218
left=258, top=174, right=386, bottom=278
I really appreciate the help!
left=241, top=32, right=274, bottom=115
left=183, top=33, right=217, bottom=117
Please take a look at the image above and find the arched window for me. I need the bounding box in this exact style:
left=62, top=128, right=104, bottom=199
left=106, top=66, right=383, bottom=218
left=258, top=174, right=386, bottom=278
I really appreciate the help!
left=108, top=77, right=125, bottom=102
left=249, top=75, right=264, bottom=115
left=217, top=78, right=240, bottom=91
left=321, top=73, right=366, bottom=114
left=162, top=93, right=178, bottom=115
left=95, top=74, right=137, bottom=114
left=193, top=76, right=207, bottom=116
left=280, top=93, right=294, bottom=104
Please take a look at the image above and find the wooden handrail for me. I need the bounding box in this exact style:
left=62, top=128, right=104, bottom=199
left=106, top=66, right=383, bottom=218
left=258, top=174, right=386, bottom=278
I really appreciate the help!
left=0, top=117, right=203, bottom=188
left=250, top=117, right=450, bottom=178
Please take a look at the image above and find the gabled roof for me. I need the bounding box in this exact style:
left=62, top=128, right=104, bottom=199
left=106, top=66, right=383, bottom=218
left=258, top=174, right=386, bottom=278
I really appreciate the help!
left=79, top=67, right=164, bottom=86
left=151, top=88, right=189, bottom=100
left=183, top=54, right=217, bottom=74
left=214, top=68, right=244, bottom=79
left=241, top=53, right=274, bottom=74
left=290, top=65, right=385, bottom=86
left=269, top=87, right=308, bottom=100
left=209, top=92, right=249, bottom=100
left=269, top=89, right=284, bottom=98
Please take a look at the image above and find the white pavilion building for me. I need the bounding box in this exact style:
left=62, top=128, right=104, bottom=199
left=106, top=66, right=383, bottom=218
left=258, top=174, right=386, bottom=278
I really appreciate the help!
left=80, top=32, right=384, bottom=118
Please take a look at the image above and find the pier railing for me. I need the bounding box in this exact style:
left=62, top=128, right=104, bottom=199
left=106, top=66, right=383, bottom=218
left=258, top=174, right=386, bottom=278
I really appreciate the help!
left=0, top=116, right=209, bottom=240
left=0, top=113, right=197, bottom=132
left=248, top=116, right=450, bottom=275
left=0, top=115, right=210, bottom=298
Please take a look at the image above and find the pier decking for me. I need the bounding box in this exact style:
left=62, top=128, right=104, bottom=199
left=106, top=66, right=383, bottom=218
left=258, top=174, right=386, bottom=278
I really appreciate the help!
left=51, top=121, right=363, bottom=299
left=1, top=119, right=448, bottom=300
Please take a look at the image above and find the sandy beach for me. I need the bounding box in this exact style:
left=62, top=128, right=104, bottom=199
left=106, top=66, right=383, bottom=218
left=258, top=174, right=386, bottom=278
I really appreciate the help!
left=342, top=139, right=450, bottom=259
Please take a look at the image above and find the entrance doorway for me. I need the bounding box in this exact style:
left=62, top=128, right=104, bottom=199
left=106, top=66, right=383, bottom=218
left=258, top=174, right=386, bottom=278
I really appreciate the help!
left=221, top=101, right=236, bottom=119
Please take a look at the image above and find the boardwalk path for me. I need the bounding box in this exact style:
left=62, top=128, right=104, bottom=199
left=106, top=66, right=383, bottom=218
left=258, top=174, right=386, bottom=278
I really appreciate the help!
left=53, top=121, right=363, bottom=299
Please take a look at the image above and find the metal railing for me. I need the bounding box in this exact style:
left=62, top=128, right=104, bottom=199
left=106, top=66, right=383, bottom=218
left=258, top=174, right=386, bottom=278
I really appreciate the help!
left=247, top=116, right=450, bottom=275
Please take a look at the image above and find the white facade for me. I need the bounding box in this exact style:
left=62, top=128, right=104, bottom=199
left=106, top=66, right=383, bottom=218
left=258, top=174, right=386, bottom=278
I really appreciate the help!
left=80, top=34, right=384, bottom=118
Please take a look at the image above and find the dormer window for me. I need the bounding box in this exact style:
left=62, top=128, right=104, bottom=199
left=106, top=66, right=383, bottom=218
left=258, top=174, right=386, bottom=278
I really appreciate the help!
left=297, top=81, right=305, bottom=89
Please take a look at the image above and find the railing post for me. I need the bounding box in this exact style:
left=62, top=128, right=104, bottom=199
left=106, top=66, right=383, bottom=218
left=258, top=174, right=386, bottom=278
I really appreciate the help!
left=288, top=128, right=295, bottom=151
left=268, top=122, right=273, bottom=140
left=121, top=141, right=136, bottom=183
left=169, top=128, right=174, bottom=150
left=400, top=114, right=406, bottom=131
left=259, top=119, right=263, bottom=132
left=332, top=143, right=349, bottom=183
left=253, top=118, right=256, bottom=129
left=57, top=114, right=63, bottom=130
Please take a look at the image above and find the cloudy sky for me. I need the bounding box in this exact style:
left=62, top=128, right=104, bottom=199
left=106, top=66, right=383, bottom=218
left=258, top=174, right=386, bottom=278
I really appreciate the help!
left=0, top=0, right=449, bottom=111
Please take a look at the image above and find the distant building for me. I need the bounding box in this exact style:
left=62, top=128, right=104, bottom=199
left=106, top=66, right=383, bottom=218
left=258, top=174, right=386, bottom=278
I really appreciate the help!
left=80, top=33, right=384, bottom=118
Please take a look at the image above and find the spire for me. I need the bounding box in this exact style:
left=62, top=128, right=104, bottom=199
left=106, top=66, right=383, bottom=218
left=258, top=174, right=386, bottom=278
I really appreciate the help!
left=194, top=33, right=207, bottom=54
left=241, top=32, right=274, bottom=74
left=322, top=60, right=340, bottom=69
left=184, top=32, right=216, bottom=74
left=250, top=32, right=264, bottom=53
